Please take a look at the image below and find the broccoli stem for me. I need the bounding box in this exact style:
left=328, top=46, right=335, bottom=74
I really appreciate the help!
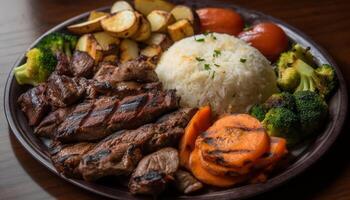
left=14, top=64, right=38, bottom=86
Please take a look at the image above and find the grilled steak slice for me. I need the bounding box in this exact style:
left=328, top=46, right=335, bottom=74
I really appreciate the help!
left=47, top=74, right=86, bottom=108
left=55, top=100, right=95, bottom=142
left=110, top=56, right=158, bottom=84
left=55, top=52, right=72, bottom=76
left=107, top=90, right=179, bottom=132
left=174, top=170, right=203, bottom=194
left=144, top=108, right=197, bottom=153
left=18, top=84, right=50, bottom=126
left=35, top=107, right=72, bottom=138
left=108, top=82, right=162, bottom=99
left=94, top=63, right=117, bottom=83
left=129, top=148, right=179, bottom=195
left=79, top=126, right=155, bottom=181
left=70, top=51, right=94, bottom=78
left=50, top=141, right=95, bottom=178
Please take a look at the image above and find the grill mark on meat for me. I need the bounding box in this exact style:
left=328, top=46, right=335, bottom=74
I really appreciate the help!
left=70, top=51, right=94, bottom=78
left=84, top=149, right=111, bottom=164
left=117, top=94, right=148, bottom=113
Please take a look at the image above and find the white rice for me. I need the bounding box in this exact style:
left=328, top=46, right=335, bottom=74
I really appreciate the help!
left=155, top=33, right=278, bottom=114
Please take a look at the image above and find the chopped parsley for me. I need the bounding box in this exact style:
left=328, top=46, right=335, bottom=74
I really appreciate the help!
left=196, top=57, right=205, bottom=62
left=194, top=37, right=205, bottom=42
left=213, top=49, right=221, bottom=58
left=204, top=64, right=211, bottom=70
left=240, top=58, right=247, bottom=63
left=214, top=64, right=220, bottom=67
left=211, top=71, right=216, bottom=79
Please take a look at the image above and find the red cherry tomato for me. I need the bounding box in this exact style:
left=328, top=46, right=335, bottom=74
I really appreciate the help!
left=238, top=23, right=288, bottom=61
left=196, top=8, right=244, bottom=36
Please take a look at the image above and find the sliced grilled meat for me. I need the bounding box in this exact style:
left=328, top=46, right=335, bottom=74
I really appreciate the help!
left=46, top=74, right=86, bottom=108
left=35, top=107, right=72, bottom=138
left=55, top=52, right=72, bottom=76
left=129, top=148, right=179, bottom=195
left=144, top=108, right=197, bottom=153
left=70, top=51, right=94, bottom=78
left=174, top=170, right=203, bottom=194
left=108, top=82, right=162, bottom=99
left=50, top=141, right=95, bottom=178
left=79, top=126, right=155, bottom=181
left=94, top=63, right=117, bottom=83
left=110, top=56, right=158, bottom=84
left=55, top=100, right=95, bottom=142
left=107, top=90, right=179, bottom=132
left=17, top=84, right=50, bottom=126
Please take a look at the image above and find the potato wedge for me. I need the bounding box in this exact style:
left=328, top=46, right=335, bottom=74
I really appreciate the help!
left=131, top=13, right=152, bottom=41
left=101, top=10, right=140, bottom=38
left=170, top=5, right=195, bottom=24
left=93, top=32, right=120, bottom=51
left=111, top=1, right=134, bottom=14
left=76, top=34, right=103, bottom=62
left=68, top=15, right=107, bottom=34
left=141, top=45, right=162, bottom=58
left=103, top=54, right=118, bottom=63
left=120, top=39, right=139, bottom=63
left=147, top=10, right=175, bottom=33
left=144, top=33, right=173, bottom=50
left=168, top=19, right=194, bottom=41
left=134, top=0, right=175, bottom=16
left=88, top=11, right=109, bottom=21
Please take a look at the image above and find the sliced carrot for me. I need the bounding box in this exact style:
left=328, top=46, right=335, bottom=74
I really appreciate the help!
left=179, top=106, right=212, bottom=169
left=254, top=137, right=288, bottom=170
left=198, top=114, right=270, bottom=168
left=189, top=148, right=246, bottom=187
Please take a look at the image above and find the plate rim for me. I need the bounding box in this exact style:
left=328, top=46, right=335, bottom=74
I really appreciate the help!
left=3, top=3, right=348, bottom=200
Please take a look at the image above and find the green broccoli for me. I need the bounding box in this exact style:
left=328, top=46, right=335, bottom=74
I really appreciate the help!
left=14, top=48, right=57, bottom=86
left=264, top=92, right=296, bottom=111
left=294, top=91, right=328, bottom=135
left=276, top=44, right=338, bottom=98
left=36, top=32, right=78, bottom=58
left=262, top=107, right=301, bottom=146
left=249, top=104, right=267, bottom=121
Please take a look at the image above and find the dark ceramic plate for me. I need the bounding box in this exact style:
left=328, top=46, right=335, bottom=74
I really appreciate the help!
left=4, top=0, right=348, bottom=199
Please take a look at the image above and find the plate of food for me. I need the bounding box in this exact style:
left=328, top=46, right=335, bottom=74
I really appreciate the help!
left=4, top=0, right=347, bottom=199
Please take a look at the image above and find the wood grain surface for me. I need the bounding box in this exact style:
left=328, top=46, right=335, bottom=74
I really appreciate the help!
left=0, top=0, right=349, bottom=199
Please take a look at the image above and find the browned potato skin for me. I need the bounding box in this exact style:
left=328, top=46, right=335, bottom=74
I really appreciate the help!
left=120, top=39, right=139, bottom=63
left=140, top=45, right=162, bottom=58
left=168, top=19, right=194, bottom=42
left=68, top=15, right=108, bottom=34
left=102, top=54, right=118, bottom=63
left=131, top=13, right=152, bottom=41
left=147, top=10, right=175, bottom=33
left=144, top=33, right=173, bottom=51
left=101, top=10, right=140, bottom=38
left=76, top=34, right=103, bottom=63
left=88, top=11, right=109, bottom=21
left=111, top=1, right=134, bottom=14
left=134, top=0, right=175, bottom=16
left=170, top=5, right=195, bottom=24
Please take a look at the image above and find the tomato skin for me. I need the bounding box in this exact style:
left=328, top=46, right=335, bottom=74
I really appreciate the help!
left=196, top=8, right=244, bottom=36
left=238, top=23, right=288, bottom=61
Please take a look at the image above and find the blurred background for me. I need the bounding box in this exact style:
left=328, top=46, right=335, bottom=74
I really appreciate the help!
left=0, top=0, right=349, bottom=199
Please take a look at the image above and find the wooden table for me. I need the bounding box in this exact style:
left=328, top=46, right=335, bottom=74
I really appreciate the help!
left=0, top=0, right=349, bottom=199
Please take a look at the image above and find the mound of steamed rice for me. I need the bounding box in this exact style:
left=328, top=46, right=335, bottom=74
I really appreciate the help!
left=155, top=33, right=278, bottom=114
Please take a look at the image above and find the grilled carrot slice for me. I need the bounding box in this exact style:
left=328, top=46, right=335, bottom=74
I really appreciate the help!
left=179, top=106, right=212, bottom=169
left=198, top=114, right=270, bottom=168
left=255, top=137, right=288, bottom=170
left=189, top=148, right=246, bottom=187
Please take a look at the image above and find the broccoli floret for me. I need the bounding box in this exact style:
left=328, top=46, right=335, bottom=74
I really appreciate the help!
left=294, top=91, right=328, bottom=135
left=36, top=32, right=77, bottom=58
left=14, top=48, right=57, bottom=86
left=276, top=44, right=338, bottom=98
left=264, top=92, right=296, bottom=111
left=249, top=104, right=267, bottom=121
left=262, top=107, right=301, bottom=146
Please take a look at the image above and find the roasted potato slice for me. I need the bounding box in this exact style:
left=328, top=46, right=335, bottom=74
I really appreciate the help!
left=134, top=0, right=175, bottom=16
left=120, top=39, right=139, bottom=63
left=140, top=45, right=162, bottom=58
left=131, top=13, right=152, bottom=41
left=111, top=1, right=134, bottom=14
left=101, top=10, right=140, bottom=38
left=170, top=5, right=195, bottom=24
left=93, top=32, right=120, bottom=51
left=147, top=10, right=175, bottom=33
left=76, top=34, right=103, bottom=62
left=88, top=11, right=109, bottom=21
left=103, top=54, right=118, bottom=63
left=145, top=33, right=173, bottom=50
left=168, top=19, right=194, bottom=41
left=68, top=16, right=107, bottom=34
